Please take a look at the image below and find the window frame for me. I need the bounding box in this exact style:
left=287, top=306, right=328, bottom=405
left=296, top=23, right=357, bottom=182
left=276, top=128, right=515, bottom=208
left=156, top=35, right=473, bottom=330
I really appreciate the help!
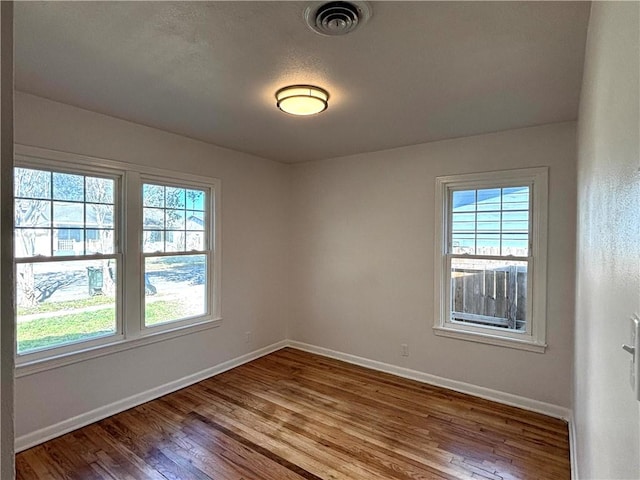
left=433, top=167, right=548, bottom=353
left=13, top=161, right=125, bottom=362
left=139, top=175, right=214, bottom=333
left=14, top=145, right=222, bottom=375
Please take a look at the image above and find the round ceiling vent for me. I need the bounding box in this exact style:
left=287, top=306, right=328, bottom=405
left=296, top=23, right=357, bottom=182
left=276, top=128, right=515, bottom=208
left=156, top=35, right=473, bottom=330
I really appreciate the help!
left=304, top=1, right=372, bottom=37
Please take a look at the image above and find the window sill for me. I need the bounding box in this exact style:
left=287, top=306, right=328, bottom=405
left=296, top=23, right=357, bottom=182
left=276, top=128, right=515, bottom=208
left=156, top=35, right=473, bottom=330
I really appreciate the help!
left=433, top=326, right=547, bottom=353
left=15, top=317, right=223, bottom=378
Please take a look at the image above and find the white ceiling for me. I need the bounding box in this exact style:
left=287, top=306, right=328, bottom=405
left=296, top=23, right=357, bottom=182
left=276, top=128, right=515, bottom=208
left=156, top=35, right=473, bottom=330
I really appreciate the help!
left=14, top=1, right=590, bottom=164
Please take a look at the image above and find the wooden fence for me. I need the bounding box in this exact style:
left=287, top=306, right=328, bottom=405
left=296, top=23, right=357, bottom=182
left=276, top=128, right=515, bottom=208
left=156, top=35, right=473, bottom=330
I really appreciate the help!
left=451, top=265, right=527, bottom=330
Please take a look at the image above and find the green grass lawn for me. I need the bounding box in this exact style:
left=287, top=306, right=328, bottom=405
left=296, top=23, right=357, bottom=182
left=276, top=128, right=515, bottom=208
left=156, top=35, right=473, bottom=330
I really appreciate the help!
left=17, top=295, right=113, bottom=316
left=17, top=300, right=185, bottom=353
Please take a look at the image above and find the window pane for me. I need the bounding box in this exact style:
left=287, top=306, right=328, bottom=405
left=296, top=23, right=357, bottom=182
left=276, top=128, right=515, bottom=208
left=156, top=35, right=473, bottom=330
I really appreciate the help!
left=165, top=231, right=185, bottom=252
left=502, top=186, right=529, bottom=211
left=85, top=177, right=114, bottom=204
left=53, top=229, right=84, bottom=256
left=86, top=204, right=114, bottom=228
left=501, top=220, right=528, bottom=233
left=143, top=231, right=164, bottom=253
left=15, top=168, right=50, bottom=199
left=476, top=234, right=500, bottom=254
left=476, top=211, right=500, bottom=222
left=451, top=212, right=475, bottom=232
left=452, top=190, right=475, bottom=212
left=477, top=212, right=500, bottom=233
left=15, top=199, right=50, bottom=227
left=476, top=188, right=502, bottom=212
left=451, top=234, right=475, bottom=254
left=144, top=254, right=207, bottom=327
left=186, top=211, right=205, bottom=231
left=502, top=234, right=529, bottom=256
left=16, top=259, right=117, bottom=354
left=503, top=187, right=529, bottom=201
left=143, top=208, right=164, bottom=229
left=502, top=210, right=528, bottom=223
left=186, top=232, right=205, bottom=251
left=186, top=189, right=205, bottom=210
left=166, top=187, right=186, bottom=209
left=15, top=229, right=52, bottom=257
left=502, top=201, right=529, bottom=211
left=450, top=257, right=527, bottom=331
left=143, top=184, right=164, bottom=207
left=53, top=202, right=84, bottom=228
left=53, top=172, right=84, bottom=201
left=477, top=188, right=501, bottom=203
left=166, top=209, right=185, bottom=230
left=85, top=229, right=114, bottom=254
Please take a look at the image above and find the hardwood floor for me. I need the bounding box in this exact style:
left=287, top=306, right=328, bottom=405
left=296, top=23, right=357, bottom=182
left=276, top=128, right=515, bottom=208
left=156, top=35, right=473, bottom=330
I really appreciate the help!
left=16, top=348, right=571, bottom=480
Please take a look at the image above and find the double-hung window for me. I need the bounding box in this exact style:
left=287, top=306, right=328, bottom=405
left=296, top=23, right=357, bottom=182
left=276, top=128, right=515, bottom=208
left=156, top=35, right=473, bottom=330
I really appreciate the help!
left=14, top=147, right=221, bottom=370
left=142, top=180, right=211, bottom=330
left=434, top=167, right=548, bottom=352
left=15, top=166, right=121, bottom=360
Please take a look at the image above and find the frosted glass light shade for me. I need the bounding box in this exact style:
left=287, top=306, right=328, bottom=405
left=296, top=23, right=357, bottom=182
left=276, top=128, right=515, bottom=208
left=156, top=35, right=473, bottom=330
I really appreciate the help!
left=275, top=85, right=329, bottom=116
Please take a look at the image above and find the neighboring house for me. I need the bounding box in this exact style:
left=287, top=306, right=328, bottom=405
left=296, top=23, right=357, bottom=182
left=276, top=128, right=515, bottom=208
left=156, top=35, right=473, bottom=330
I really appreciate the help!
left=14, top=202, right=113, bottom=257
left=143, top=214, right=205, bottom=253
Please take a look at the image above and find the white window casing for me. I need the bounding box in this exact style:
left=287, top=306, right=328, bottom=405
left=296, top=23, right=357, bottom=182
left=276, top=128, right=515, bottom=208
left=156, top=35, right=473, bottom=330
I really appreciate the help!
left=14, top=145, right=222, bottom=375
left=433, top=167, right=548, bottom=353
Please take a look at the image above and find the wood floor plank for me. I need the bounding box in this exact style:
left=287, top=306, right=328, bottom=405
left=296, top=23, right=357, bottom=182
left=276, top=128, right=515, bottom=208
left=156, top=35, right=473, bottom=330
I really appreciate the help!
left=199, top=377, right=476, bottom=479
left=16, top=348, right=571, bottom=479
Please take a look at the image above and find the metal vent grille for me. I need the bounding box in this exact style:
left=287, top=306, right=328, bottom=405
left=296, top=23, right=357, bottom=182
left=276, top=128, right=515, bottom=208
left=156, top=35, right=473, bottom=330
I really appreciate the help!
left=304, top=1, right=371, bottom=36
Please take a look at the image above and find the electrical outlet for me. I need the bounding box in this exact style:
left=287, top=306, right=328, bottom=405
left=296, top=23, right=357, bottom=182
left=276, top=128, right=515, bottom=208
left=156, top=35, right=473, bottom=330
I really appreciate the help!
left=401, top=344, right=409, bottom=357
left=245, top=331, right=252, bottom=344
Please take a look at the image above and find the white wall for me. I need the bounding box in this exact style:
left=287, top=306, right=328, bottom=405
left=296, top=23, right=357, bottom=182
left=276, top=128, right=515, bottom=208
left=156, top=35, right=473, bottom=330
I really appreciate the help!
left=11, top=94, right=578, bottom=449
left=13, top=92, right=290, bottom=441
left=574, top=2, right=640, bottom=479
left=290, top=122, right=576, bottom=408
left=0, top=3, right=15, bottom=478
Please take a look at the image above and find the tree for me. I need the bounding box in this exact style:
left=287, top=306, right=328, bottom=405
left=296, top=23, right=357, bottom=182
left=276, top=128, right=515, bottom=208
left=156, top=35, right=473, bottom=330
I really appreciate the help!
left=15, top=168, right=52, bottom=307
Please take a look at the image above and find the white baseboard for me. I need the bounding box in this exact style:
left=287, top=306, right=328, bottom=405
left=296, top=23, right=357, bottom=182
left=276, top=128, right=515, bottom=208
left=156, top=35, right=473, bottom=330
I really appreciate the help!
left=287, top=340, right=571, bottom=421
left=569, top=411, right=579, bottom=480
left=16, top=339, right=573, bottom=454
left=15, top=340, right=288, bottom=452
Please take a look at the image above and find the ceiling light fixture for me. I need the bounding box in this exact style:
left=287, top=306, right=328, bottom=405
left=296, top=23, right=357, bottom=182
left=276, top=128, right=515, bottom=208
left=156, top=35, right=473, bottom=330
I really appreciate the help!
left=275, top=85, right=329, bottom=116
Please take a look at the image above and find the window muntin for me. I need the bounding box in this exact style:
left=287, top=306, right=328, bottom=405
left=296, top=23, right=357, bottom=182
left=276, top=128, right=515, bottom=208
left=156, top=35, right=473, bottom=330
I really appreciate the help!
left=142, top=182, right=210, bottom=328
left=14, top=167, right=120, bottom=355
left=434, top=168, right=548, bottom=352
